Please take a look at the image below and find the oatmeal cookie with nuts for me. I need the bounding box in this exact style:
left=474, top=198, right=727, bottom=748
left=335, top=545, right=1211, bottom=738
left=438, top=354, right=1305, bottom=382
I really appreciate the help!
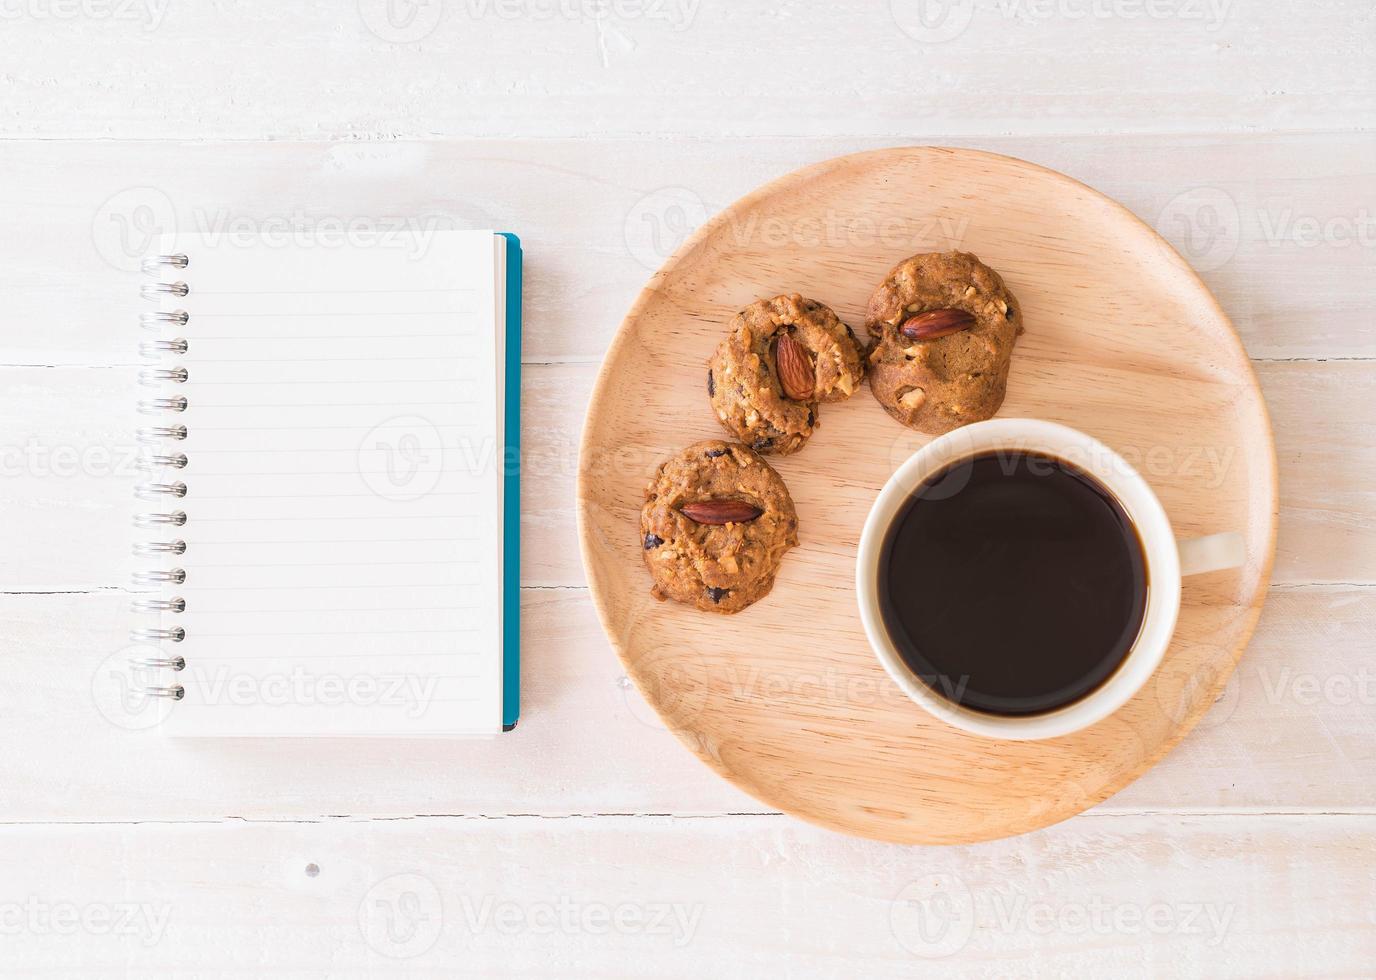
left=640, top=439, right=799, bottom=614
left=707, top=294, right=864, bottom=455
left=866, top=251, right=1023, bottom=434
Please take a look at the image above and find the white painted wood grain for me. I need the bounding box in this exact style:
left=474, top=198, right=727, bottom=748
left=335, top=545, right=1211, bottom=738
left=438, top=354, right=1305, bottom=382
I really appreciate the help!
left=1264, top=362, right=1376, bottom=587
left=0, top=14, right=1366, bottom=957
left=2, top=583, right=1371, bottom=821
left=1106, top=584, right=1376, bottom=811
left=0, top=1, right=1371, bottom=139
left=0, top=136, right=1371, bottom=368
left=0, top=814, right=1369, bottom=977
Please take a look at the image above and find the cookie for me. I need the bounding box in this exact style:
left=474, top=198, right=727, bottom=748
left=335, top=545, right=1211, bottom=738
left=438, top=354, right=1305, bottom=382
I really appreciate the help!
left=707, top=294, right=864, bottom=455
left=640, top=439, right=799, bottom=614
left=865, top=251, right=1023, bottom=434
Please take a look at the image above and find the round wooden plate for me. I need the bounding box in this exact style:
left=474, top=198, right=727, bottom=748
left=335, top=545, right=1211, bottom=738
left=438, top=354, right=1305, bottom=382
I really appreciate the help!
left=577, top=147, right=1277, bottom=845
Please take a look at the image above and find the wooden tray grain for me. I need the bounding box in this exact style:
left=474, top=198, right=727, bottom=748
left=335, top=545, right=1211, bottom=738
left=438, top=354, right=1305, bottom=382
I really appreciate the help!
left=577, top=147, right=1277, bottom=845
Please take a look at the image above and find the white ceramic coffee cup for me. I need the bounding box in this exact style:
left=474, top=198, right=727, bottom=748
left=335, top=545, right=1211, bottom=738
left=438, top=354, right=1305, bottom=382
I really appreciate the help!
left=856, top=418, right=1244, bottom=741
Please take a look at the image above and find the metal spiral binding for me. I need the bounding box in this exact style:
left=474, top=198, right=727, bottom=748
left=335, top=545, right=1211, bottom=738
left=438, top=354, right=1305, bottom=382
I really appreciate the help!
left=133, top=254, right=191, bottom=701
left=140, top=311, right=188, bottom=329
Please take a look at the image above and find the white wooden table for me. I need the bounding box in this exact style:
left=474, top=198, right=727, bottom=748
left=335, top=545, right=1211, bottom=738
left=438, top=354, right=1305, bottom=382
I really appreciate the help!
left=1, top=3, right=1373, bottom=975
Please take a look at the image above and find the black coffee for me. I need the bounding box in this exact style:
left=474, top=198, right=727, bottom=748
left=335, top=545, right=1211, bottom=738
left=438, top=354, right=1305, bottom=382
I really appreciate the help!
left=878, top=450, right=1148, bottom=717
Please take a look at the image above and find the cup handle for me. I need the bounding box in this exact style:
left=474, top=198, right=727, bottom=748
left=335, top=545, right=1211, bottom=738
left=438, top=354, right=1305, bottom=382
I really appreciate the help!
left=1177, top=532, right=1246, bottom=577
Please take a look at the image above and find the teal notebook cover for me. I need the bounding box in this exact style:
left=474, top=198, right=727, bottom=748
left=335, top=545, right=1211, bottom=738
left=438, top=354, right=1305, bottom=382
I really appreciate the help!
left=500, top=233, right=522, bottom=731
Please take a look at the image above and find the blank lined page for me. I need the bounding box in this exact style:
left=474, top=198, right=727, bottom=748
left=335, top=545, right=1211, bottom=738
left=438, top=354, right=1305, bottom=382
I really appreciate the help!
left=151, top=230, right=505, bottom=736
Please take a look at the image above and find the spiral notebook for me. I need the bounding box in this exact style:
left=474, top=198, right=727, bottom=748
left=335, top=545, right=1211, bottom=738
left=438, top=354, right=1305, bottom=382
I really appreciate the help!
left=132, top=229, right=521, bottom=737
